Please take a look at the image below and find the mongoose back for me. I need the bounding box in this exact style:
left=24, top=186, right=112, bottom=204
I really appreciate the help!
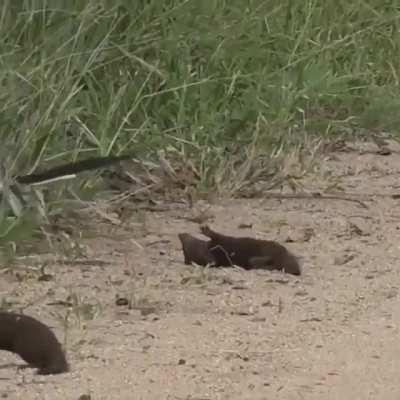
left=201, top=225, right=301, bottom=275
left=0, top=312, right=69, bottom=375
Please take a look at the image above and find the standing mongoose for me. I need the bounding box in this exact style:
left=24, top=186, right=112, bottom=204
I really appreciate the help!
left=200, top=225, right=302, bottom=275
left=0, top=312, right=69, bottom=375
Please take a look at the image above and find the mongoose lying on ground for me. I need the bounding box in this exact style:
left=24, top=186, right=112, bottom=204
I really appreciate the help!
left=200, top=225, right=302, bottom=275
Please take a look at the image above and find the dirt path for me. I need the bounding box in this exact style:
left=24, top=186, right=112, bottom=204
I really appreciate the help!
left=2, top=141, right=400, bottom=399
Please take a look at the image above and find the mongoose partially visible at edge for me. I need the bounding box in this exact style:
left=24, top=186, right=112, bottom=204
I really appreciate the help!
left=0, top=312, right=69, bottom=375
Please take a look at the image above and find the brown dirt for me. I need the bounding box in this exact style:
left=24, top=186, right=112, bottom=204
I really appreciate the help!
left=2, top=140, right=400, bottom=399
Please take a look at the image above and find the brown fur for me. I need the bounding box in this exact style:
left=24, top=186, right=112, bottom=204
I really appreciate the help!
left=0, top=312, right=69, bottom=375
left=200, top=225, right=302, bottom=276
left=178, top=233, right=216, bottom=266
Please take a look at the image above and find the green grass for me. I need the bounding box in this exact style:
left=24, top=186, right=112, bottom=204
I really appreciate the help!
left=1, top=0, right=400, bottom=249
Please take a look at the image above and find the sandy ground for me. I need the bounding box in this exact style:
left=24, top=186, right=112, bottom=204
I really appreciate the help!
left=2, top=140, right=400, bottom=399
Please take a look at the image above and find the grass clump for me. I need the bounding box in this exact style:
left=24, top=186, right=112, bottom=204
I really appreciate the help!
left=1, top=0, right=400, bottom=249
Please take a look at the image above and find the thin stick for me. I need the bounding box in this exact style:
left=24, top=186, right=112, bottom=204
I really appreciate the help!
left=262, top=192, right=369, bottom=208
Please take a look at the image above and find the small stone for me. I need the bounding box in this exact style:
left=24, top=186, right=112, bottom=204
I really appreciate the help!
left=115, top=297, right=129, bottom=306
left=334, top=253, right=355, bottom=265
left=78, top=395, right=91, bottom=400
left=38, top=274, right=53, bottom=282
left=238, top=223, right=253, bottom=229
left=261, top=301, right=273, bottom=307
left=376, top=147, right=391, bottom=156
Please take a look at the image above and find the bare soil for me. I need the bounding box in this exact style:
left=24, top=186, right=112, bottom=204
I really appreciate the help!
left=2, top=140, right=400, bottom=399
